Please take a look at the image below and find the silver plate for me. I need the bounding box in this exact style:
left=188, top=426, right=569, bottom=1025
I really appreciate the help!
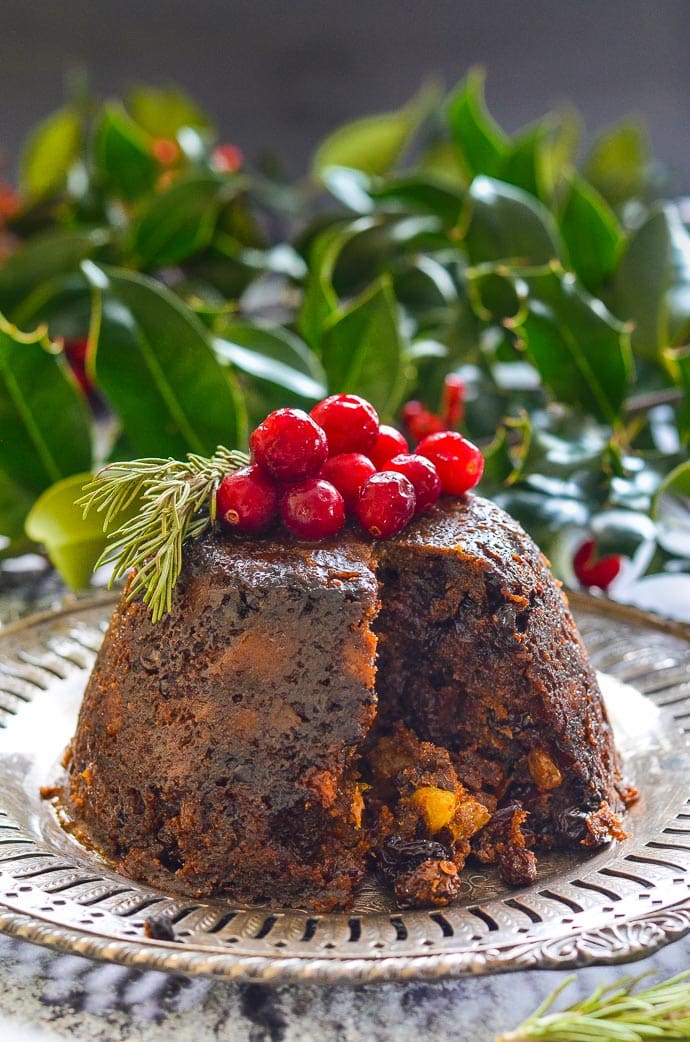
left=0, top=592, right=689, bottom=983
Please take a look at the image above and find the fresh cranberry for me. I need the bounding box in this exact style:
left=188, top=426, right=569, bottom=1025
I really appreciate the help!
left=319, top=453, right=376, bottom=513
left=368, top=425, right=409, bottom=468
left=441, top=374, right=466, bottom=429
left=212, top=143, right=244, bottom=173
left=386, top=454, right=442, bottom=513
left=216, top=465, right=280, bottom=534
left=250, top=408, right=328, bottom=482
left=356, top=472, right=416, bottom=538
left=281, top=478, right=345, bottom=540
left=573, top=539, right=622, bottom=590
left=310, top=394, right=379, bottom=455
left=415, top=431, right=484, bottom=495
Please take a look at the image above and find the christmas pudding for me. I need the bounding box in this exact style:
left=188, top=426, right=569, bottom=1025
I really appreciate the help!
left=54, top=396, right=634, bottom=911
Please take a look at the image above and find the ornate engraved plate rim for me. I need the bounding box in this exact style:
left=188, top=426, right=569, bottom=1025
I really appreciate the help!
left=0, top=591, right=688, bottom=983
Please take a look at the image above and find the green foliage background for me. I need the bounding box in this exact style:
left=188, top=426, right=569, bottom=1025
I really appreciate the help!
left=1, top=71, right=689, bottom=613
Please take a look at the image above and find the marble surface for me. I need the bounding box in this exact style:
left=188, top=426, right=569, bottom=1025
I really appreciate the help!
left=1, top=556, right=689, bottom=1042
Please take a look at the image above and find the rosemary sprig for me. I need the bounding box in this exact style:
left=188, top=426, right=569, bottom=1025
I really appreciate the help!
left=497, top=971, right=690, bottom=1042
left=79, top=446, right=249, bottom=623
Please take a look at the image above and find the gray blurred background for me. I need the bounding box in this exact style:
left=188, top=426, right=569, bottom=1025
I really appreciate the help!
left=2, top=0, right=689, bottom=185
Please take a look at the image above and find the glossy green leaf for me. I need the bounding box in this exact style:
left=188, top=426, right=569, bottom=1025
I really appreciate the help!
left=467, top=264, right=527, bottom=323
left=20, top=105, right=81, bottom=201
left=0, top=229, right=108, bottom=320
left=669, top=345, right=690, bottom=441
left=321, top=279, right=406, bottom=418
left=298, top=217, right=378, bottom=349
left=131, top=175, right=231, bottom=266
left=0, top=316, right=92, bottom=546
left=95, top=104, right=158, bottom=200
left=559, top=174, right=624, bottom=293
left=652, top=459, right=690, bottom=558
left=126, top=84, right=211, bottom=138
left=84, top=262, right=245, bottom=456
left=24, top=473, right=127, bottom=589
left=512, top=268, right=633, bottom=423
left=312, top=84, right=437, bottom=179
left=584, top=119, right=650, bottom=208
left=610, top=204, right=690, bottom=362
left=447, top=69, right=509, bottom=179
left=371, top=176, right=464, bottom=226
left=499, top=123, right=548, bottom=200
left=464, top=176, right=561, bottom=266
left=12, top=274, right=92, bottom=340
left=214, top=321, right=326, bottom=416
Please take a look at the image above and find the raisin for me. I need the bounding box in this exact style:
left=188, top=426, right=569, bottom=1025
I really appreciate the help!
left=394, top=859, right=462, bottom=908
left=375, top=834, right=451, bottom=882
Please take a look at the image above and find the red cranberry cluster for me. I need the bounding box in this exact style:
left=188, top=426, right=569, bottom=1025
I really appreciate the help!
left=216, top=394, right=484, bottom=541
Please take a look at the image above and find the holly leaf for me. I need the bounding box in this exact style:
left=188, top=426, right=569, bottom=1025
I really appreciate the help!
left=125, top=84, right=211, bottom=138
left=559, top=174, right=624, bottom=293
left=0, top=228, right=108, bottom=320
left=131, top=175, right=233, bottom=267
left=652, top=460, right=690, bottom=559
left=610, top=204, right=690, bottom=362
left=447, top=68, right=509, bottom=179
left=321, top=278, right=406, bottom=418
left=0, top=317, right=92, bottom=495
left=298, top=216, right=379, bottom=349
left=83, top=262, right=245, bottom=457
left=511, top=267, right=633, bottom=423
left=312, top=84, right=437, bottom=179
left=464, top=176, right=561, bottom=266
left=20, top=105, right=81, bottom=201
left=94, top=103, right=158, bottom=201
left=214, top=321, right=326, bottom=420
left=584, top=119, right=650, bottom=208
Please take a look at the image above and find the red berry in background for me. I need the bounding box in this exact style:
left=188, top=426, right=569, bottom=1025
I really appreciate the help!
left=356, top=472, right=416, bottom=539
left=310, top=394, right=379, bottom=456
left=250, top=408, right=328, bottom=482
left=415, top=431, right=484, bottom=495
left=281, top=478, right=345, bottom=540
left=401, top=400, right=444, bottom=444
left=63, top=337, right=94, bottom=396
left=152, top=138, right=181, bottom=165
left=212, top=143, right=244, bottom=173
left=319, top=453, right=376, bottom=513
left=441, top=374, right=466, bottom=430
left=573, top=539, right=622, bottom=591
left=368, top=424, right=409, bottom=468
left=216, top=465, right=280, bottom=534
left=386, top=454, right=442, bottom=514
left=0, top=180, right=21, bottom=221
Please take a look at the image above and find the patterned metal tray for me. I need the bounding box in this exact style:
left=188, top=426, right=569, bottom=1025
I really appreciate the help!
left=0, top=592, right=689, bottom=983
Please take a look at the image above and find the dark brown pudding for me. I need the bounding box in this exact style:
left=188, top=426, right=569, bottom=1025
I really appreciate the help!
left=59, top=495, right=634, bottom=910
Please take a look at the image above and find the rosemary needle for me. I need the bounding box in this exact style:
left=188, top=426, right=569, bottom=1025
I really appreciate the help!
left=78, top=446, right=249, bottom=623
